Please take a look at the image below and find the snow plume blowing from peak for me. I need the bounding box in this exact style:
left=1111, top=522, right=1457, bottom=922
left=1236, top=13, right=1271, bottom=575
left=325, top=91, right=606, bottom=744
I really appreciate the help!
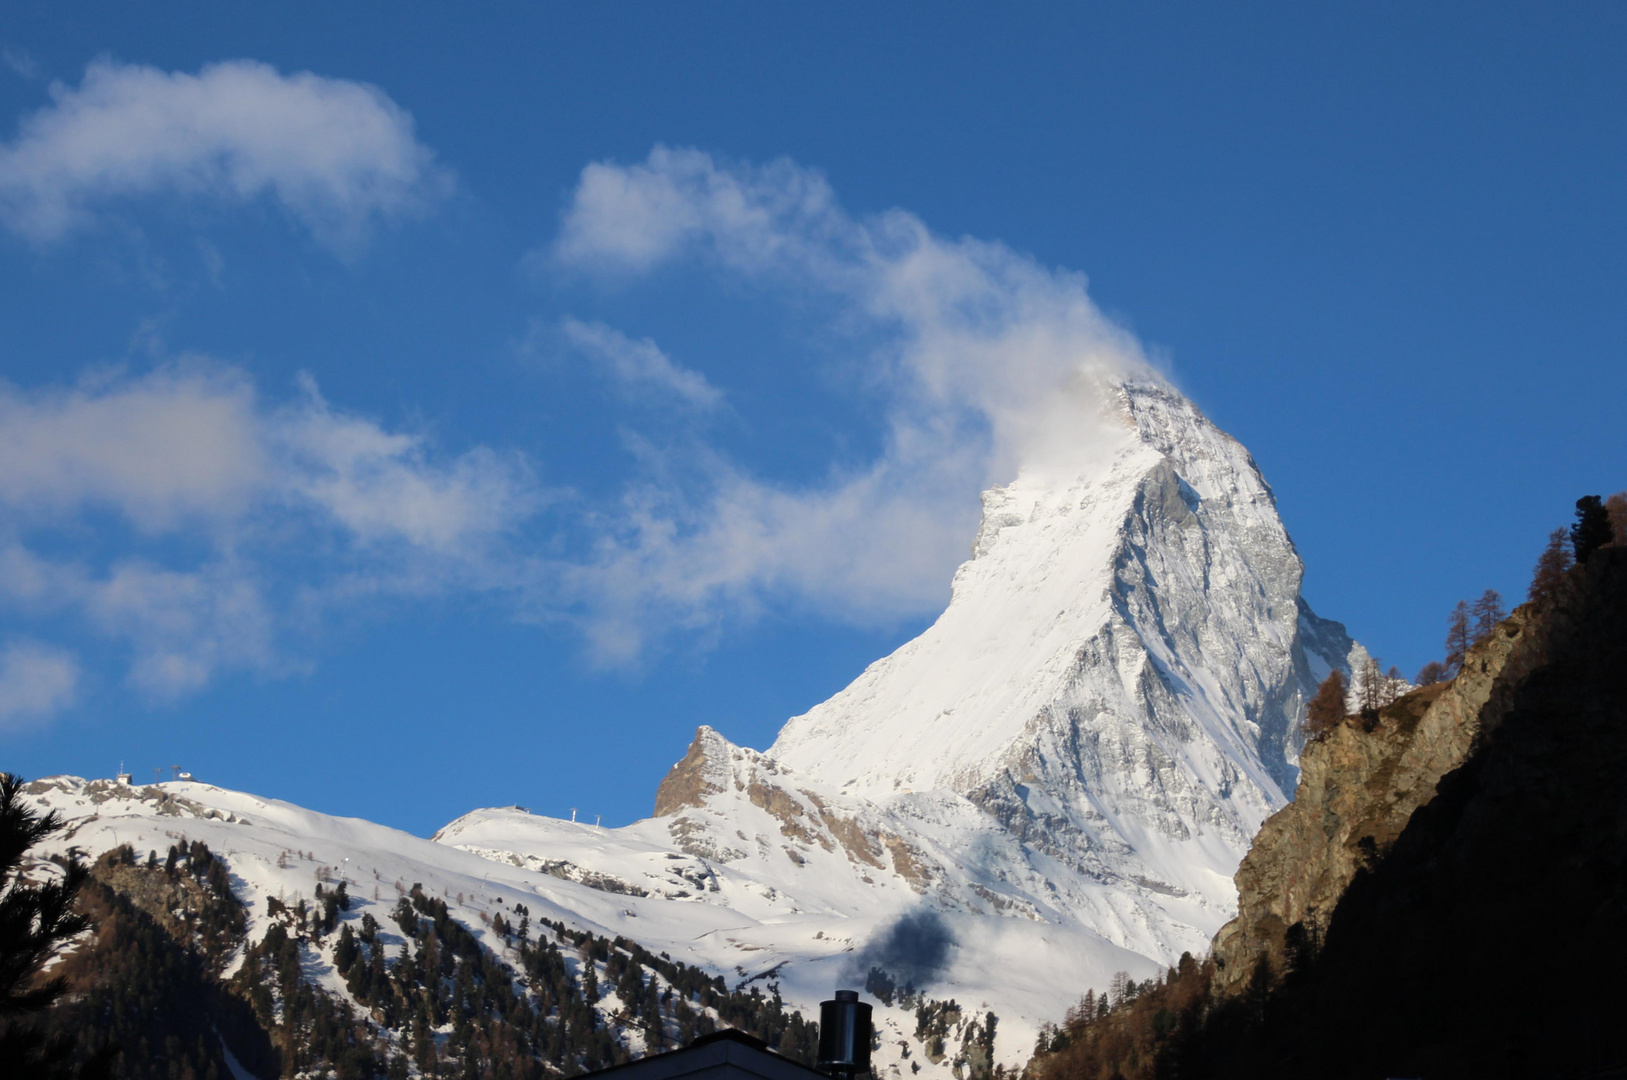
left=840, top=911, right=956, bottom=991
left=550, top=147, right=1164, bottom=659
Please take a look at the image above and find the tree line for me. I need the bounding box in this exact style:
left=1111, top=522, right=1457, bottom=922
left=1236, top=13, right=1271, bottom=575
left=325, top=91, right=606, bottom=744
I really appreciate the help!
left=1304, top=492, right=1622, bottom=742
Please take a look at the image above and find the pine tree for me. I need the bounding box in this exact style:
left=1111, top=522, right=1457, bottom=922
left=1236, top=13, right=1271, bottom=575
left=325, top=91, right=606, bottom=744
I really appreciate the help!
left=1469, top=589, right=1507, bottom=645
left=1529, top=527, right=1574, bottom=609
left=1571, top=495, right=1613, bottom=564
left=1304, top=669, right=1347, bottom=739
left=0, top=773, right=93, bottom=1073
left=1445, top=601, right=1472, bottom=672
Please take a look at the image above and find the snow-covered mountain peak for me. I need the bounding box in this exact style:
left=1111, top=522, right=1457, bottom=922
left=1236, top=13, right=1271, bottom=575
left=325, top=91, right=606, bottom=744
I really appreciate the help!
left=766, top=374, right=1337, bottom=811
left=23, top=374, right=1356, bottom=1074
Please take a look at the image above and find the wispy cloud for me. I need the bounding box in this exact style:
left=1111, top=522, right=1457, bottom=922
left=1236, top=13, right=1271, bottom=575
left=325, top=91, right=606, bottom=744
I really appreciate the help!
left=0, top=640, right=79, bottom=732
left=560, top=318, right=723, bottom=411
left=0, top=59, right=451, bottom=252
left=545, top=146, right=1154, bottom=661
left=2, top=47, right=40, bottom=81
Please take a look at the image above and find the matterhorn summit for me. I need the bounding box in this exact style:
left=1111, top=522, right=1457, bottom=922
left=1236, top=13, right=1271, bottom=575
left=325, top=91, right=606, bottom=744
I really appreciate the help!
left=629, top=376, right=1352, bottom=963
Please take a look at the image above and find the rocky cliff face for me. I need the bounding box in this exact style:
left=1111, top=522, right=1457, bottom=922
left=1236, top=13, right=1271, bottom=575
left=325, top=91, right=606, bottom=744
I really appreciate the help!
left=1209, top=600, right=1537, bottom=991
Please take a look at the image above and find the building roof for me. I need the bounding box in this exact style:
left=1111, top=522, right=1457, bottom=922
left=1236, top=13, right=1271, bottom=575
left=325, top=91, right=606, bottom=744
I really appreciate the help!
left=585, top=1030, right=825, bottom=1080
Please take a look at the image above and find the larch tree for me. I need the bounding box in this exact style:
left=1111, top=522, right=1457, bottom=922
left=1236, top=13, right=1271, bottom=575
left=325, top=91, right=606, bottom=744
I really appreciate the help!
left=1415, top=660, right=1449, bottom=686
left=1445, top=600, right=1473, bottom=673
left=1357, top=655, right=1389, bottom=719
left=1304, top=669, right=1347, bottom=740
left=1469, top=589, right=1507, bottom=645
left=1529, top=527, right=1574, bottom=610
left=1607, top=492, right=1627, bottom=548
left=1571, top=495, right=1613, bottom=564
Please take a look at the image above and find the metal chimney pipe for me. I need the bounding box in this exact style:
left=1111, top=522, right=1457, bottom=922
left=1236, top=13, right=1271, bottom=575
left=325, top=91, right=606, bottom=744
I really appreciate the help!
left=817, top=990, right=873, bottom=1079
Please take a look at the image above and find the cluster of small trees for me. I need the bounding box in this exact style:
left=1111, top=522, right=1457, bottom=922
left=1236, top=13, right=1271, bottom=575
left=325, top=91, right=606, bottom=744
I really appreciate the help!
left=1529, top=493, right=1623, bottom=612
left=1413, top=588, right=1510, bottom=687
left=1303, top=654, right=1409, bottom=741
left=1408, top=494, right=1623, bottom=694
left=1029, top=953, right=1211, bottom=1079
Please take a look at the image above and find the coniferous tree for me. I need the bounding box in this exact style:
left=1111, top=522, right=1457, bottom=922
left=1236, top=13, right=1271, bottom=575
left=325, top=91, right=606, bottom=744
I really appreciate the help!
left=1529, top=527, right=1574, bottom=609
left=1445, top=601, right=1472, bottom=672
left=1357, top=656, right=1388, bottom=720
left=1303, top=669, right=1347, bottom=740
left=0, top=773, right=93, bottom=1074
left=1571, top=495, right=1613, bottom=564
left=1469, top=589, right=1507, bottom=645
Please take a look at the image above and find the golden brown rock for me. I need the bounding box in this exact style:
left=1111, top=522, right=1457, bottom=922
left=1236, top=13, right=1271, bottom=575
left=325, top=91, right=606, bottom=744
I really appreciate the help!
left=1211, top=604, right=1535, bottom=991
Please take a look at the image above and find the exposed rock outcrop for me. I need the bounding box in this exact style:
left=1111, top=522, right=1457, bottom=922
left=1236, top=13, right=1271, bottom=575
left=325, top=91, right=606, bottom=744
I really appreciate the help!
left=653, top=725, right=730, bottom=816
left=1211, top=600, right=1537, bottom=990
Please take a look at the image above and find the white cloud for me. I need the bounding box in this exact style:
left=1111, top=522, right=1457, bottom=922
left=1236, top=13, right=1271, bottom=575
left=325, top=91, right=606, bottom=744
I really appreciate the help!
left=548, top=147, right=1155, bottom=661
left=560, top=318, right=723, bottom=410
left=0, top=59, right=451, bottom=251
left=0, top=640, right=78, bottom=731
left=0, top=365, right=537, bottom=549
left=0, top=364, right=542, bottom=699
left=276, top=375, right=541, bottom=553
left=87, top=559, right=273, bottom=698
left=0, top=146, right=1163, bottom=686
left=0, top=365, right=265, bottom=530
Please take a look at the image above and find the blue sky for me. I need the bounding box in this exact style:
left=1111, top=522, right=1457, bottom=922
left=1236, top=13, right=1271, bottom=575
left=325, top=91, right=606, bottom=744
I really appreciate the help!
left=2, top=3, right=1623, bottom=835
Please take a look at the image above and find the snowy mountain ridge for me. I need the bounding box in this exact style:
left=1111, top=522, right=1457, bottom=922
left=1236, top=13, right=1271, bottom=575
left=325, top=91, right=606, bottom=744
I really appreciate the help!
left=23, top=374, right=1355, bottom=1073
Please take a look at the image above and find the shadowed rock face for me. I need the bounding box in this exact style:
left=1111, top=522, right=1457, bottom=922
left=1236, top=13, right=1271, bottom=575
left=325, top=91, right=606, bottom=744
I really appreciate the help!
left=1210, top=601, right=1537, bottom=991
